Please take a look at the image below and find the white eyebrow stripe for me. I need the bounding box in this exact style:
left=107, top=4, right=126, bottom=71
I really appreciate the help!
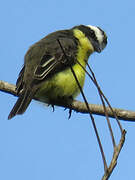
left=87, top=25, right=103, bottom=44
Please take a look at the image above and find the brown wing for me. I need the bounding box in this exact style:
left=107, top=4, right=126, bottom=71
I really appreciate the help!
left=8, top=35, right=78, bottom=119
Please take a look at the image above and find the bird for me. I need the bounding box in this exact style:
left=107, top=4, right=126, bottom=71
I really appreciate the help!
left=8, top=24, right=107, bottom=119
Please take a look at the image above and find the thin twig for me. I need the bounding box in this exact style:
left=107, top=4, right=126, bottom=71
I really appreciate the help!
left=84, top=61, right=117, bottom=148
left=86, top=62, right=123, bottom=132
left=76, top=60, right=123, bottom=132
left=57, top=39, right=108, bottom=171
left=102, top=130, right=126, bottom=180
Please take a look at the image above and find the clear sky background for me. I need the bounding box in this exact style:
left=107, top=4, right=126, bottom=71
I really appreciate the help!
left=0, top=0, right=135, bottom=179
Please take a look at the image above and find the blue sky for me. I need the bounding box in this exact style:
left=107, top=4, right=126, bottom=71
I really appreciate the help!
left=0, top=0, right=135, bottom=179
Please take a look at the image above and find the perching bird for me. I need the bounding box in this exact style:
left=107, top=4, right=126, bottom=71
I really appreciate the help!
left=8, top=25, right=107, bottom=119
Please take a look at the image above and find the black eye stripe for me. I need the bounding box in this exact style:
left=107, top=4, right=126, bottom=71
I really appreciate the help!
left=76, top=25, right=98, bottom=42
left=90, top=30, right=96, bottom=38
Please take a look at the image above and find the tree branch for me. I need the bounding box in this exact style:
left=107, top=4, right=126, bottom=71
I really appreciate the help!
left=101, top=129, right=126, bottom=180
left=0, top=80, right=135, bottom=121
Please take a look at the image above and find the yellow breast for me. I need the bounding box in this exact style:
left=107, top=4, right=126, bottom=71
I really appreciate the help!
left=35, top=29, right=94, bottom=103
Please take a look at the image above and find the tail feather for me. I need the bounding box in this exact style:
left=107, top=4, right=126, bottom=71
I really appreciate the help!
left=8, top=89, right=34, bottom=120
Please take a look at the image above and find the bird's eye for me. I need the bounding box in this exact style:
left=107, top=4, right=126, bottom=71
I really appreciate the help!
left=90, top=30, right=95, bottom=38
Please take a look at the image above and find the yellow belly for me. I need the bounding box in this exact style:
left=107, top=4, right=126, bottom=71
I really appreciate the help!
left=35, top=31, right=93, bottom=103
left=35, top=62, right=86, bottom=103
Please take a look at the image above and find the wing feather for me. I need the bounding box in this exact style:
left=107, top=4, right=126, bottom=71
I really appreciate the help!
left=33, top=37, right=78, bottom=82
left=8, top=31, right=79, bottom=119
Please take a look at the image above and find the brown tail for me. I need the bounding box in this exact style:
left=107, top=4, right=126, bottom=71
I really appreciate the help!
left=8, top=89, right=34, bottom=120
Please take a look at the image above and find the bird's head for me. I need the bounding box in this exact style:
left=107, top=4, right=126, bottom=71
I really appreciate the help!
left=74, top=25, right=107, bottom=53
